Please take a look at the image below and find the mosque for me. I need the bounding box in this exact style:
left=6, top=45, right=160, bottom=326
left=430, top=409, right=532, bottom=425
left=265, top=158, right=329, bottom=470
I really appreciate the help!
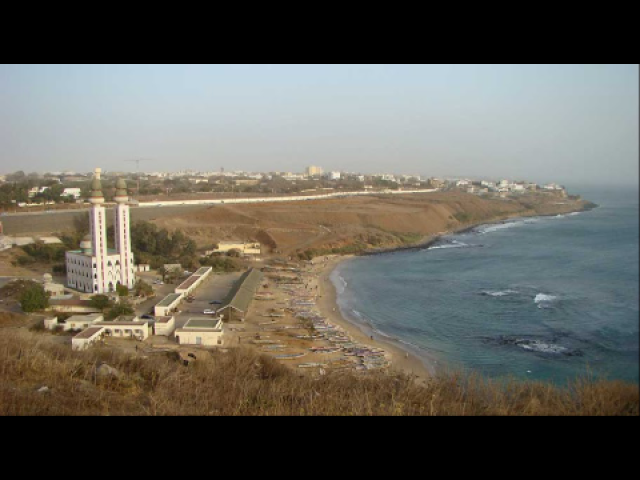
left=66, top=168, right=136, bottom=294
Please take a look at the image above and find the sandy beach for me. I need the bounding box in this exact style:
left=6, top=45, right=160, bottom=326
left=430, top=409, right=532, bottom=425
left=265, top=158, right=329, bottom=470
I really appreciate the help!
left=312, top=255, right=436, bottom=382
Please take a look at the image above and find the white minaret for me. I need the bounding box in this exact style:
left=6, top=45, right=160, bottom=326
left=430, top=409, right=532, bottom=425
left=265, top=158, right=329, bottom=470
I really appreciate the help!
left=88, top=168, right=109, bottom=293
left=114, top=177, right=135, bottom=289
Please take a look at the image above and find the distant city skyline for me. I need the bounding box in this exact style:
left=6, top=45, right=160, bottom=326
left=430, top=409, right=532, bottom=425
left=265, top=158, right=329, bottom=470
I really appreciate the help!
left=1, top=64, right=637, bottom=186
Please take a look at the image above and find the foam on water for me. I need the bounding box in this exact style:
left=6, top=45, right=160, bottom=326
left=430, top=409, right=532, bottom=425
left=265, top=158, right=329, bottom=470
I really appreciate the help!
left=430, top=240, right=470, bottom=250
left=535, top=293, right=558, bottom=304
left=517, top=341, right=568, bottom=355
left=482, top=289, right=518, bottom=297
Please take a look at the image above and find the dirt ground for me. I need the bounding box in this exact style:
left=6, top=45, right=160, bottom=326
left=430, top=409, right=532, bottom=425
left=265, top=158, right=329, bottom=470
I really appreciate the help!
left=150, top=192, right=590, bottom=255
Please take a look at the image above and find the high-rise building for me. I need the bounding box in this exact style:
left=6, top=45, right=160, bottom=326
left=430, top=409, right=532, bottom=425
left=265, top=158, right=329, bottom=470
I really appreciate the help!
left=306, top=166, right=324, bottom=176
left=66, top=168, right=137, bottom=294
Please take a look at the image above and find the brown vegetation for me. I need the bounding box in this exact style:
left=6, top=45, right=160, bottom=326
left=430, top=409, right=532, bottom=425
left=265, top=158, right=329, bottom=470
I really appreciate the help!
left=0, top=330, right=636, bottom=416
left=150, top=192, right=592, bottom=256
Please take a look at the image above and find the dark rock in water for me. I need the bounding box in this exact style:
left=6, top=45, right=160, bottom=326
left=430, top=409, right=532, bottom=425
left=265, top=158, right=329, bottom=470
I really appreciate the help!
left=486, top=335, right=583, bottom=357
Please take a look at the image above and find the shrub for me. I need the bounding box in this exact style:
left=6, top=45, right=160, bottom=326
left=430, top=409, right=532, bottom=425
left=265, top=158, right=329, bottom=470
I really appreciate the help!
left=116, top=284, right=129, bottom=297
left=19, top=284, right=49, bottom=313
left=105, top=301, right=135, bottom=320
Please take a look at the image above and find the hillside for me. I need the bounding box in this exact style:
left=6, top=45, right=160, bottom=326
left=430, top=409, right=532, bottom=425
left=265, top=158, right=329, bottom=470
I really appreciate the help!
left=150, top=192, right=594, bottom=255
left=0, top=327, right=635, bottom=416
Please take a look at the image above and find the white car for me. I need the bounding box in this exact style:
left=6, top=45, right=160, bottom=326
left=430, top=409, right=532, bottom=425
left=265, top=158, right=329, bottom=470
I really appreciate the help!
left=203, top=310, right=216, bottom=315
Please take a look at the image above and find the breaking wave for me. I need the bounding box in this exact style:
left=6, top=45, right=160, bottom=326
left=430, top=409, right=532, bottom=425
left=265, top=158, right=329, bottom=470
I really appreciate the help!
left=430, top=240, right=470, bottom=250
left=535, top=293, right=558, bottom=304
left=481, top=289, right=519, bottom=297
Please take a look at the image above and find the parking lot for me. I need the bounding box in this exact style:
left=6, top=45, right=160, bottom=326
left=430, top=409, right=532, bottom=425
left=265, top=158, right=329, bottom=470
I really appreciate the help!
left=174, top=272, right=242, bottom=329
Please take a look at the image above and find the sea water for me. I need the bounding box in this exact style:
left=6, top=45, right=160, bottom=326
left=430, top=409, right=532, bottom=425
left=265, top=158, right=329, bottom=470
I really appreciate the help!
left=331, top=186, right=639, bottom=384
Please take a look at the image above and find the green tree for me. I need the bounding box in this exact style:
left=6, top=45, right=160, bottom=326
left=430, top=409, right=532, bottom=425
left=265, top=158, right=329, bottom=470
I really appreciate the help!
left=105, top=301, right=135, bottom=320
left=20, top=284, right=49, bottom=313
left=134, top=279, right=154, bottom=297
left=116, top=284, right=129, bottom=297
left=89, top=294, right=113, bottom=312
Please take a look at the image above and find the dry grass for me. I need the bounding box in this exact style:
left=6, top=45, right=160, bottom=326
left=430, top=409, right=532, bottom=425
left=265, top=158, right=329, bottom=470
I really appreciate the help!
left=0, top=330, right=637, bottom=416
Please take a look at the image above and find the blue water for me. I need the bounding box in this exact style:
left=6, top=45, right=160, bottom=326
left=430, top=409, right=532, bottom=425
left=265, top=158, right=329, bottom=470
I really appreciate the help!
left=332, top=187, right=639, bottom=384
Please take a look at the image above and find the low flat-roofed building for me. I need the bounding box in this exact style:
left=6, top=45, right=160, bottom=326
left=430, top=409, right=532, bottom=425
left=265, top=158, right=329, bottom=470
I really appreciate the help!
left=154, top=316, right=175, bottom=336
left=72, top=327, right=104, bottom=351
left=94, top=318, right=150, bottom=341
left=154, top=292, right=183, bottom=317
left=207, top=241, right=261, bottom=256
left=63, top=314, right=104, bottom=331
left=42, top=274, right=65, bottom=298
left=48, top=298, right=101, bottom=314
left=174, top=267, right=212, bottom=295
left=38, top=236, right=62, bottom=245
left=43, top=316, right=59, bottom=330
left=175, top=317, right=224, bottom=347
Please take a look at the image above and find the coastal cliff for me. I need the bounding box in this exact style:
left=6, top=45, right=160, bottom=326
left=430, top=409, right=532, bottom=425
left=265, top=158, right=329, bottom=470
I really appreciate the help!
left=148, top=191, right=593, bottom=258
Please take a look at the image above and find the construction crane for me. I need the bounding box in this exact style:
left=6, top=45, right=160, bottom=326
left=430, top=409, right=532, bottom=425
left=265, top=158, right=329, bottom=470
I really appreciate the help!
left=125, top=159, right=151, bottom=192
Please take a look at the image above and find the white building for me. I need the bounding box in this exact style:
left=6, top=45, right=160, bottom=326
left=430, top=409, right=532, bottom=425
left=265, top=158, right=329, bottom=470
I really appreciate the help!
left=63, top=314, right=105, bottom=332
left=61, top=188, right=82, bottom=199
left=72, top=327, right=105, bottom=351
left=154, top=316, right=176, bottom=336
left=66, top=169, right=136, bottom=294
left=175, top=317, right=225, bottom=347
left=154, top=293, right=184, bottom=317
left=174, top=267, right=212, bottom=296
left=207, top=241, right=261, bottom=256
left=94, top=318, right=150, bottom=341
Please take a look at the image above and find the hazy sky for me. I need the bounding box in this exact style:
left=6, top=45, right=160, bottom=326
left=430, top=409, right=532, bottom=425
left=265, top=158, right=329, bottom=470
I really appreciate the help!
left=1, top=64, right=637, bottom=186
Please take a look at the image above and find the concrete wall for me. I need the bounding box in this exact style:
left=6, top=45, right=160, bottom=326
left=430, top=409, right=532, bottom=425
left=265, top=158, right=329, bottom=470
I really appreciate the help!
left=154, top=318, right=175, bottom=337
left=175, top=329, right=223, bottom=347
left=72, top=330, right=104, bottom=351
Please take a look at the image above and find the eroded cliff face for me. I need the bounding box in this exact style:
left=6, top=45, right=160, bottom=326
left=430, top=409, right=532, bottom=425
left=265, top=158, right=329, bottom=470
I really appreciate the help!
left=151, top=192, right=592, bottom=256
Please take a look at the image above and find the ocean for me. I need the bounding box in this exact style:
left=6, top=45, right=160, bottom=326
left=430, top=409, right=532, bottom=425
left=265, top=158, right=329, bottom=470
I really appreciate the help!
left=331, top=187, right=639, bottom=384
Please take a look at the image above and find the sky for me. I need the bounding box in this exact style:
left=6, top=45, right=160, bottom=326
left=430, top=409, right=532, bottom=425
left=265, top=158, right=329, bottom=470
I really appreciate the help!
left=0, top=64, right=637, bottom=186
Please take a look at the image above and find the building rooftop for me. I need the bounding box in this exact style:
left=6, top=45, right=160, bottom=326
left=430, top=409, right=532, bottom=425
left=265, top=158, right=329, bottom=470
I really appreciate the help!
left=194, top=267, right=212, bottom=276
left=176, top=276, right=200, bottom=291
left=183, top=318, right=223, bottom=331
left=74, top=327, right=104, bottom=339
left=155, top=316, right=174, bottom=324
left=64, top=314, right=103, bottom=324
left=218, top=268, right=264, bottom=314
left=94, top=321, right=149, bottom=327
left=157, top=293, right=182, bottom=307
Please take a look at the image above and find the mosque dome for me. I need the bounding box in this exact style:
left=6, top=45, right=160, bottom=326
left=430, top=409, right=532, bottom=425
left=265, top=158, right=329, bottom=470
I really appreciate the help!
left=80, top=234, right=92, bottom=254
left=114, top=178, right=129, bottom=201
left=89, top=172, right=104, bottom=203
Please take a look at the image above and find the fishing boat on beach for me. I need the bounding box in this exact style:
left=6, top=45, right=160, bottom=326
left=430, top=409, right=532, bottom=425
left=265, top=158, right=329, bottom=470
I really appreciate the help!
left=298, top=363, right=328, bottom=369
left=275, top=353, right=307, bottom=360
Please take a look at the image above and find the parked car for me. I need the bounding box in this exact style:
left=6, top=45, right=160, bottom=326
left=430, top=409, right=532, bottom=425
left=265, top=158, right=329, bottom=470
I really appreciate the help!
left=209, top=300, right=222, bottom=305
left=203, top=309, right=216, bottom=315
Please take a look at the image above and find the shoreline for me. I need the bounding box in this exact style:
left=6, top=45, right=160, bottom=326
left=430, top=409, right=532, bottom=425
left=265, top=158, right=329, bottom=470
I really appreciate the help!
left=363, top=201, right=597, bottom=257
left=312, top=202, right=597, bottom=382
left=314, top=255, right=436, bottom=383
